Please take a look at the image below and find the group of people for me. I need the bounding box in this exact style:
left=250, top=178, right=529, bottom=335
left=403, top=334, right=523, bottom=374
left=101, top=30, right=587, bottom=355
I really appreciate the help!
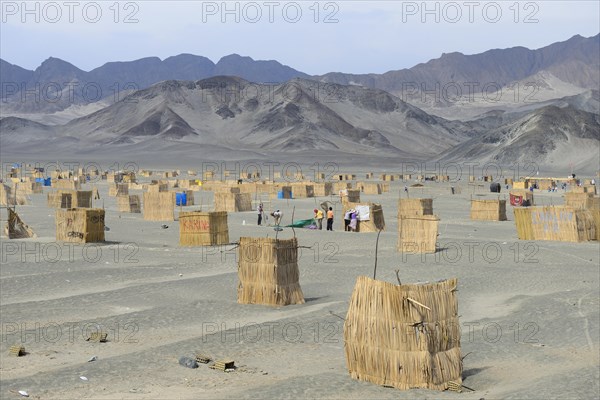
left=343, top=209, right=358, bottom=232
left=257, top=203, right=282, bottom=226
left=313, top=207, right=334, bottom=231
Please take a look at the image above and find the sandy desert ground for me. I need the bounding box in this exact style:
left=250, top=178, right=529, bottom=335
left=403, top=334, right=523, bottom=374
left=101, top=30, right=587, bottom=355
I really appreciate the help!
left=1, top=170, right=599, bottom=399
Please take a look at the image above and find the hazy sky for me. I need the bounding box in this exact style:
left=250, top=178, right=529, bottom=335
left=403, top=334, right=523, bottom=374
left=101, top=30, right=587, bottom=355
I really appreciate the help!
left=1, top=1, right=599, bottom=74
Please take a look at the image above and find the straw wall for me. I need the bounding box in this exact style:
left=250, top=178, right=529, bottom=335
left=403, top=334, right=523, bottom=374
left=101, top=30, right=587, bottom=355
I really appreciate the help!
left=342, top=202, right=386, bottom=232
left=52, top=179, right=81, bottom=190
left=564, top=193, right=597, bottom=210
left=47, top=190, right=92, bottom=208
left=143, top=192, right=175, bottom=221
left=357, top=182, right=382, bottom=195
left=56, top=208, right=105, bottom=243
left=117, top=195, right=141, bottom=213
left=398, top=215, right=439, bottom=253
left=179, top=211, right=229, bottom=246
left=237, top=237, right=305, bottom=306
left=313, top=182, right=333, bottom=196
left=398, top=198, right=433, bottom=218
left=147, top=183, right=169, bottom=193
left=109, top=183, right=129, bottom=197
left=509, top=190, right=534, bottom=206
left=214, top=192, right=253, bottom=212
left=470, top=200, right=507, bottom=221
left=513, top=181, right=529, bottom=189
left=290, top=184, right=314, bottom=198
left=513, top=206, right=596, bottom=242
left=343, top=276, right=461, bottom=390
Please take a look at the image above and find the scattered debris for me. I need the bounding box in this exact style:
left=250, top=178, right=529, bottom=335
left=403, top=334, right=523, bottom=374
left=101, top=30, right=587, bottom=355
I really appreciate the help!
left=179, top=356, right=198, bottom=369
left=18, top=390, right=29, bottom=397
left=88, top=356, right=98, bottom=362
left=104, top=226, right=110, bottom=231
left=9, top=345, right=25, bottom=357
left=161, top=224, right=169, bottom=229
left=80, top=376, right=88, bottom=381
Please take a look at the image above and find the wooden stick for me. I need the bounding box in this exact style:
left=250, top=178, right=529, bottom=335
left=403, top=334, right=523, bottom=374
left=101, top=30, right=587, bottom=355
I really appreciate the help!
left=373, top=228, right=382, bottom=279
left=406, top=297, right=431, bottom=311
left=395, top=269, right=402, bottom=285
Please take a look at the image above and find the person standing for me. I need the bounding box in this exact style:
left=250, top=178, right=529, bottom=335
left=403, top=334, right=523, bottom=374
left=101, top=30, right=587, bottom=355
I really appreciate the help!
left=314, top=208, right=324, bottom=230
left=326, top=207, right=334, bottom=231
left=344, top=209, right=352, bottom=231
left=349, top=209, right=358, bottom=232
left=272, top=209, right=282, bottom=226
left=257, top=203, right=264, bottom=226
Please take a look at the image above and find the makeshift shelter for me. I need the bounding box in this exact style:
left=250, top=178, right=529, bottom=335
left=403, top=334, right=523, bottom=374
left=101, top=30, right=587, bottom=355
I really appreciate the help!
left=214, top=192, right=252, bottom=212
left=470, top=199, right=507, bottom=221
left=147, top=183, right=169, bottom=193
left=398, top=215, right=439, bottom=253
left=398, top=198, right=433, bottom=218
left=179, top=211, right=229, bottom=246
left=313, top=182, right=333, bottom=197
left=290, top=184, right=314, bottom=198
left=564, top=193, right=598, bottom=210
left=143, top=192, right=176, bottom=221
left=15, top=181, right=43, bottom=194
left=47, top=190, right=92, bottom=208
left=357, top=182, right=383, bottom=195
left=109, top=183, right=129, bottom=197
left=117, top=195, right=141, bottom=213
left=52, top=179, right=81, bottom=190
left=343, top=276, right=461, bottom=390
left=509, top=190, right=534, bottom=207
left=237, top=237, right=305, bottom=306
left=342, top=202, right=385, bottom=232
left=4, top=209, right=36, bottom=239
left=56, top=208, right=105, bottom=243
left=512, top=181, right=529, bottom=189
left=514, top=206, right=596, bottom=242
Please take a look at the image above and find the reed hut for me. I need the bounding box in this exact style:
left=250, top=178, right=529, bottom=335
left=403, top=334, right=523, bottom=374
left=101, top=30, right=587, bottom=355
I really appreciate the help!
left=313, top=182, right=333, bottom=197
left=290, top=184, right=314, bottom=198
left=4, top=209, right=36, bottom=239
left=470, top=199, right=507, bottom=221
left=358, top=182, right=383, bottom=195
left=237, top=237, right=304, bottom=306
left=398, top=198, right=433, bottom=218
left=179, top=211, right=229, bottom=246
left=109, top=183, right=129, bottom=197
left=344, top=189, right=361, bottom=203
left=344, top=276, right=461, bottom=390
left=214, top=192, right=252, bottom=212
left=47, top=190, right=93, bottom=208
left=398, top=215, right=439, bottom=253
left=343, top=202, right=385, bottom=232
left=15, top=181, right=43, bottom=194
left=514, top=206, right=596, bottom=242
left=147, top=183, right=169, bottom=193
left=512, top=181, right=529, bottom=189
left=51, top=179, right=81, bottom=190
left=143, top=192, right=176, bottom=221
left=117, top=195, right=141, bottom=213
left=564, top=193, right=598, bottom=210
left=509, top=190, right=534, bottom=206
left=56, top=208, right=105, bottom=243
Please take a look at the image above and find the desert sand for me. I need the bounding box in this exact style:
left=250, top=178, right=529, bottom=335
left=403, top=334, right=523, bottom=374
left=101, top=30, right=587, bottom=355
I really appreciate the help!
left=1, top=170, right=599, bottom=399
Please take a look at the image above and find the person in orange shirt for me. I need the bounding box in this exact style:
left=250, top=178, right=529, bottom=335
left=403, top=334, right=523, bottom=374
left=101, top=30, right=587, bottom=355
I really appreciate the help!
left=326, top=207, right=334, bottom=231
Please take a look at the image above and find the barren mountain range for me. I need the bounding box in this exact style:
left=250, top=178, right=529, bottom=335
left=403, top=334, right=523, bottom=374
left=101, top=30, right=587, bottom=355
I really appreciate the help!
left=1, top=34, right=598, bottom=170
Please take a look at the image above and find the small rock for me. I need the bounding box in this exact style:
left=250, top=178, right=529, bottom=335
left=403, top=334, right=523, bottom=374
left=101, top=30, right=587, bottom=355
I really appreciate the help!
left=80, top=376, right=88, bottom=381
left=179, top=356, right=198, bottom=369
left=88, top=356, right=97, bottom=362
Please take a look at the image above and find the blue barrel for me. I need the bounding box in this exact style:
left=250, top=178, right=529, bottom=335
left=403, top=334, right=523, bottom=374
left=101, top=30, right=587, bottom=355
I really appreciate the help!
left=277, top=191, right=284, bottom=199
left=176, top=192, right=187, bottom=206
left=44, top=178, right=52, bottom=186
